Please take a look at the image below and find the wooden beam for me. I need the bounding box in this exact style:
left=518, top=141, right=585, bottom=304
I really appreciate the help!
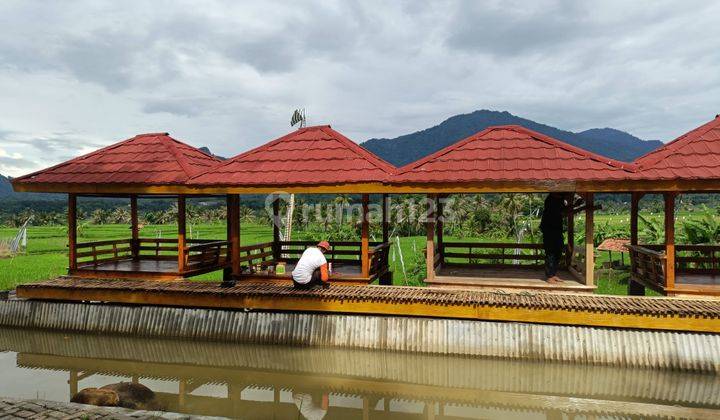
left=130, top=195, right=139, bottom=260
left=178, top=195, right=187, bottom=273
left=272, top=195, right=281, bottom=261
left=664, top=192, right=676, bottom=290
left=435, top=195, right=444, bottom=266
left=566, top=194, right=574, bottom=268
left=382, top=194, right=389, bottom=244
left=584, top=193, right=594, bottom=286
left=426, top=194, right=436, bottom=282
left=630, top=193, right=641, bottom=246
left=228, top=195, right=241, bottom=278
left=361, top=194, right=370, bottom=277
left=68, top=194, right=77, bottom=271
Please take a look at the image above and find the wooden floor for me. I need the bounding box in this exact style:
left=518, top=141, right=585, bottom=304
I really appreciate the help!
left=431, top=266, right=595, bottom=292
left=79, top=259, right=179, bottom=273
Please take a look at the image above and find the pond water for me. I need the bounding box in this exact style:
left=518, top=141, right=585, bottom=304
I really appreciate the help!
left=0, top=327, right=718, bottom=419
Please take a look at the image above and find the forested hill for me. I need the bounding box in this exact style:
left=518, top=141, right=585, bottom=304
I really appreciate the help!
left=0, top=174, right=14, bottom=197
left=361, top=110, right=663, bottom=166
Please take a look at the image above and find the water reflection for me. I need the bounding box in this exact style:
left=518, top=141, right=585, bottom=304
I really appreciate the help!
left=1, top=327, right=719, bottom=419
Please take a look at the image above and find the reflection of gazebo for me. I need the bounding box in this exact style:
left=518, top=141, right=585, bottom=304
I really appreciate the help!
left=12, top=133, right=229, bottom=280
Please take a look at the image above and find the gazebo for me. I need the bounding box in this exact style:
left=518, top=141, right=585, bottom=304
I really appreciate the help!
left=12, top=133, right=229, bottom=280
left=189, top=125, right=396, bottom=285
left=627, top=115, right=720, bottom=296
left=391, top=125, right=635, bottom=292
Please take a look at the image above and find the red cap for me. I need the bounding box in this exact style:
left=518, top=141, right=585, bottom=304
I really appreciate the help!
left=317, top=241, right=330, bottom=250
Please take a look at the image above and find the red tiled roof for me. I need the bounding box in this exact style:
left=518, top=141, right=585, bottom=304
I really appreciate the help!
left=393, top=125, right=634, bottom=183
left=634, top=115, right=720, bottom=180
left=13, top=133, right=221, bottom=186
left=190, top=125, right=396, bottom=186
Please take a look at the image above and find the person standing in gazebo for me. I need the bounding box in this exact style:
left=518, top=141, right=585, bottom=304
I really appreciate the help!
left=540, top=193, right=569, bottom=283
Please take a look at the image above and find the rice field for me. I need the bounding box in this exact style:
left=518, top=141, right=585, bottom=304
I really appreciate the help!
left=0, top=217, right=653, bottom=294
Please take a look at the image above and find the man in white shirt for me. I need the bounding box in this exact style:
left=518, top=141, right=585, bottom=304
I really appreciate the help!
left=292, top=241, right=330, bottom=289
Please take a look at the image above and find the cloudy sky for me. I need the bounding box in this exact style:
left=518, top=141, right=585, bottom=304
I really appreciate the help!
left=1, top=0, right=719, bottom=176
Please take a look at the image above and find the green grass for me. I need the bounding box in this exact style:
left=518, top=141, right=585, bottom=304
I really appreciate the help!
left=0, top=222, right=655, bottom=294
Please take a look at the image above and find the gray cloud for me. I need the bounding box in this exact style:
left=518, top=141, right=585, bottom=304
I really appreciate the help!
left=0, top=0, right=719, bottom=177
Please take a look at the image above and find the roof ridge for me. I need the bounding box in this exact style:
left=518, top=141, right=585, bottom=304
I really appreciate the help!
left=318, top=126, right=397, bottom=174
left=161, top=134, right=197, bottom=178
left=634, top=116, right=720, bottom=169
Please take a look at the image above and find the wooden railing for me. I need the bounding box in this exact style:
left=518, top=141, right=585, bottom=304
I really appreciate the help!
left=76, top=238, right=229, bottom=273
left=237, top=240, right=391, bottom=279
left=627, top=244, right=666, bottom=291
left=441, top=242, right=545, bottom=269
left=76, top=239, right=133, bottom=266
left=183, top=240, right=230, bottom=271
left=237, top=242, right=275, bottom=269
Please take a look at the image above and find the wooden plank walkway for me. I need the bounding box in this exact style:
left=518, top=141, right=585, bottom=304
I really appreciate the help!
left=15, top=277, right=720, bottom=333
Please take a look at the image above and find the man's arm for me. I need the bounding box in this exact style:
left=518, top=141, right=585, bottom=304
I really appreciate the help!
left=320, top=263, right=329, bottom=283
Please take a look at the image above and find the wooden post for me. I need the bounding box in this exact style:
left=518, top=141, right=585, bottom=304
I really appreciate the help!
left=361, top=194, right=370, bottom=277
left=69, top=371, right=79, bottom=399
left=130, top=195, right=139, bottom=260
left=435, top=195, right=444, bottom=266
left=226, top=194, right=241, bottom=282
left=629, top=192, right=645, bottom=295
left=584, top=193, right=594, bottom=286
left=272, top=195, right=281, bottom=261
left=426, top=194, right=436, bottom=282
left=68, top=194, right=77, bottom=271
left=565, top=193, right=574, bottom=268
left=382, top=194, right=390, bottom=244
left=665, top=192, right=676, bottom=291
left=177, top=195, right=186, bottom=274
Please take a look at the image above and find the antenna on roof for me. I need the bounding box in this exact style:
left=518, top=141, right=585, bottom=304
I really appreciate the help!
left=291, top=108, right=306, bottom=129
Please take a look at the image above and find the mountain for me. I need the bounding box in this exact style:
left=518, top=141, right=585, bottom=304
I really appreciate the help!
left=0, top=174, right=13, bottom=197
left=361, top=110, right=663, bottom=166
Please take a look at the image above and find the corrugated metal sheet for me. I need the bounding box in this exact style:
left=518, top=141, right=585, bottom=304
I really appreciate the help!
left=12, top=133, right=221, bottom=186
left=1, top=300, right=718, bottom=373
left=189, top=125, right=396, bottom=186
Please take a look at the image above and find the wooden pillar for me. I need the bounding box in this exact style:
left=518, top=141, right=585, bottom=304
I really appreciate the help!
left=630, top=193, right=641, bottom=246
left=177, top=195, right=186, bottom=274
left=226, top=194, right=241, bottom=281
left=665, top=192, right=676, bottom=290
left=435, top=195, right=444, bottom=266
left=629, top=192, right=645, bottom=295
left=68, top=194, right=77, bottom=271
left=272, top=195, right=281, bottom=261
left=584, top=193, right=594, bottom=286
left=426, top=194, right=436, bottom=282
left=565, top=193, right=574, bottom=268
left=382, top=194, right=390, bottom=244
left=130, top=195, right=139, bottom=260
left=361, top=194, right=370, bottom=277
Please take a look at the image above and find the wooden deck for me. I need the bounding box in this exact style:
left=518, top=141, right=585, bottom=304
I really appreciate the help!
left=430, top=266, right=595, bottom=292
left=73, top=258, right=224, bottom=281
left=14, top=277, right=720, bottom=333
